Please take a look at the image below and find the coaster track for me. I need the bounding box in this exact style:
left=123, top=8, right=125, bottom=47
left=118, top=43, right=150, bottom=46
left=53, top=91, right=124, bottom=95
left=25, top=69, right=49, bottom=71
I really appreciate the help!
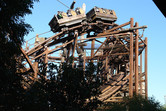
left=18, top=8, right=148, bottom=102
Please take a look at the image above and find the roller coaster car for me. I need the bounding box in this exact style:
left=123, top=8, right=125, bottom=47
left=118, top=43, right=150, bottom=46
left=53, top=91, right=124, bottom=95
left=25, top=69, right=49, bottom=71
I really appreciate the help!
left=49, top=8, right=86, bottom=33
left=86, top=7, right=117, bottom=23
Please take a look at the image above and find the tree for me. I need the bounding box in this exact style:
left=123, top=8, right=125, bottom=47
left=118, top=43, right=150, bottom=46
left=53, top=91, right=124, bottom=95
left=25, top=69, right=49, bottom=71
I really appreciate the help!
left=125, top=95, right=161, bottom=111
left=98, top=95, right=163, bottom=111
left=22, top=80, right=49, bottom=111
left=46, top=61, right=102, bottom=111
left=23, top=60, right=102, bottom=111
left=0, top=0, right=39, bottom=110
left=19, top=59, right=102, bottom=111
left=161, top=104, right=166, bottom=111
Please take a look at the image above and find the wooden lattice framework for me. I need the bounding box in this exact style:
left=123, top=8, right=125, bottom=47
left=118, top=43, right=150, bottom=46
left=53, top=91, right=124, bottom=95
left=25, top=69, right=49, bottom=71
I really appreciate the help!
left=19, top=17, right=148, bottom=102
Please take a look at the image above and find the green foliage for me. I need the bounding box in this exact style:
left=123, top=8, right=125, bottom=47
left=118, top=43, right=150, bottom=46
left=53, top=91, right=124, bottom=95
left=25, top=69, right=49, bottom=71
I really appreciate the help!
left=98, top=95, right=163, bottom=111
left=19, top=61, right=102, bottom=111
left=22, top=81, right=49, bottom=111
left=161, top=104, right=166, bottom=111
left=0, top=0, right=39, bottom=110
left=0, top=0, right=39, bottom=44
left=125, top=95, right=161, bottom=111
left=45, top=61, right=102, bottom=111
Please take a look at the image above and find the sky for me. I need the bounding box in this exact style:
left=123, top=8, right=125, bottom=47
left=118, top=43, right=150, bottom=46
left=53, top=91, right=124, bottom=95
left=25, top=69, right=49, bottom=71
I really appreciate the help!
left=24, top=0, right=166, bottom=104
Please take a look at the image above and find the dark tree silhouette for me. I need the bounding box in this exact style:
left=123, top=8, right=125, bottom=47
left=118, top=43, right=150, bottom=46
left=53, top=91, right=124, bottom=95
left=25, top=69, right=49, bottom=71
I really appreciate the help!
left=22, top=60, right=102, bottom=111
left=0, top=0, right=39, bottom=110
left=97, top=95, right=163, bottom=111
left=49, top=61, right=102, bottom=111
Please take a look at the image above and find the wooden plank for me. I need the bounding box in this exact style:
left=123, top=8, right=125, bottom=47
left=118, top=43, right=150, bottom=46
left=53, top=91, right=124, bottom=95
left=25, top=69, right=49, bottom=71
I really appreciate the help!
left=31, top=40, right=74, bottom=61
left=91, top=39, right=95, bottom=62
left=72, top=31, right=78, bottom=57
left=135, top=22, right=139, bottom=94
left=129, top=18, right=134, bottom=97
left=33, top=62, right=38, bottom=79
left=20, top=47, right=35, bottom=72
left=72, top=31, right=78, bottom=67
left=97, top=21, right=130, bottom=36
left=26, top=31, right=63, bottom=54
left=145, top=37, right=148, bottom=98
left=140, top=53, right=143, bottom=95
left=119, top=40, right=129, bottom=51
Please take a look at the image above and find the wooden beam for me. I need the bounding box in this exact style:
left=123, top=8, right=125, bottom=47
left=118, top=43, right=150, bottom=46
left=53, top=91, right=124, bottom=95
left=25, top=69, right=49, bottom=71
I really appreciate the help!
left=105, top=56, right=108, bottom=72
left=32, top=40, right=74, bottom=61
left=135, top=22, right=139, bottom=94
left=72, top=31, right=78, bottom=57
left=93, top=37, right=108, bottom=57
left=129, top=18, right=134, bottom=97
left=44, top=48, right=48, bottom=79
left=107, top=21, right=130, bottom=32
left=83, top=51, right=86, bottom=71
left=77, top=33, right=130, bottom=42
left=119, top=40, right=129, bottom=51
left=139, top=53, right=143, bottom=95
left=145, top=37, right=148, bottom=98
left=26, top=31, right=63, bottom=54
left=33, top=62, right=38, bottom=79
left=91, top=39, right=95, bottom=62
left=72, top=30, right=78, bottom=67
left=20, top=47, right=35, bottom=72
left=95, top=39, right=103, bottom=44
left=66, top=44, right=72, bottom=62
left=27, top=45, right=44, bottom=56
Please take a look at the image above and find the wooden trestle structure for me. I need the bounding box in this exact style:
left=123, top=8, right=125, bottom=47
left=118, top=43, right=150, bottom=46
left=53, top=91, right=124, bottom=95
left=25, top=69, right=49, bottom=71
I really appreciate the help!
left=19, top=18, right=148, bottom=102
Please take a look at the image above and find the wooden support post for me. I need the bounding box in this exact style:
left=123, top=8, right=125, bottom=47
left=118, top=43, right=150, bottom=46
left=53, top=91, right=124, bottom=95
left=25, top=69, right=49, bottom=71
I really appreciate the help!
left=145, top=37, right=148, bottom=98
left=91, top=39, right=95, bottom=62
left=44, top=48, right=48, bottom=79
left=72, top=31, right=78, bottom=57
left=133, top=61, right=135, bottom=92
left=105, top=56, right=108, bottom=72
left=129, top=18, right=134, bottom=97
left=45, top=48, right=48, bottom=64
left=33, top=62, right=38, bottom=79
left=72, top=30, right=78, bottom=67
left=140, top=53, right=143, bottom=95
left=66, top=44, right=72, bottom=63
left=133, top=61, right=135, bottom=76
left=135, top=22, right=139, bottom=94
left=26, top=41, right=28, bottom=51
left=83, top=51, right=86, bottom=71
left=20, top=47, right=36, bottom=72
left=105, top=56, right=109, bottom=81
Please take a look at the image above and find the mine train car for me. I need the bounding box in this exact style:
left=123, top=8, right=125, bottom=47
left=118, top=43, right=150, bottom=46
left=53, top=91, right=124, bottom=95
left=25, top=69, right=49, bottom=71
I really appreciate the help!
left=86, top=6, right=117, bottom=23
left=49, top=7, right=86, bottom=33
left=49, top=7, right=117, bottom=33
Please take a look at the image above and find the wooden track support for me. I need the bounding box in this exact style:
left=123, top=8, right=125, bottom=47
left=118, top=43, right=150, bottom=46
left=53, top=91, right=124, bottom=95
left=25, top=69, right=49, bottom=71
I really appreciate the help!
left=18, top=17, right=148, bottom=102
left=129, top=18, right=134, bottom=97
left=135, top=22, right=139, bottom=94
left=145, top=37, right=148, bottom=98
